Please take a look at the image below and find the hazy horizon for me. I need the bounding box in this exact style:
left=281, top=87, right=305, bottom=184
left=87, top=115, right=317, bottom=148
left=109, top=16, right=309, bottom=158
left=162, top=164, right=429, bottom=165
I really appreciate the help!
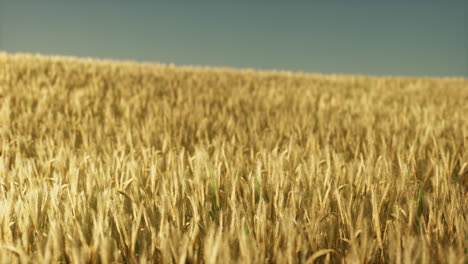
left=1, top=1, right=467, bottom=78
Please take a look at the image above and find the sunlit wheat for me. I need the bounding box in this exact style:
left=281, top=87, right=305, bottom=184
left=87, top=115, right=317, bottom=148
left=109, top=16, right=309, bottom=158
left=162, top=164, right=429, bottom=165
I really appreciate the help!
left=0, top=52, right=466, bottom=263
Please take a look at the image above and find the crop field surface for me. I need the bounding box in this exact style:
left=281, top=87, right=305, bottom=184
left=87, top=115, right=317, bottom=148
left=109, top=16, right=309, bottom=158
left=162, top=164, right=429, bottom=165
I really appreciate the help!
left=0, top=53, right=467, bottom=263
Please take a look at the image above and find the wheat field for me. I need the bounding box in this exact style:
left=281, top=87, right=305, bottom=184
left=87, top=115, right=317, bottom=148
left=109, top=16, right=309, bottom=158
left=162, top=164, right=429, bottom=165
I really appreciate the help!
left=0, top=52, right=466, bottom=263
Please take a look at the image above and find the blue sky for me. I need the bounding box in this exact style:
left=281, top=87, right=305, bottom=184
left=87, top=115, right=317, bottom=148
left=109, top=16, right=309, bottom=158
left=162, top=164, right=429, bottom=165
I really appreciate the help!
left=1, top=1, right=467, bottom=77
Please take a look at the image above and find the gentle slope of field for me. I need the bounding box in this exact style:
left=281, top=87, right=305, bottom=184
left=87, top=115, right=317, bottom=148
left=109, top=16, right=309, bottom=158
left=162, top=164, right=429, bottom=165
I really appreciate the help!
left=0, top=52, right=467, bottom=263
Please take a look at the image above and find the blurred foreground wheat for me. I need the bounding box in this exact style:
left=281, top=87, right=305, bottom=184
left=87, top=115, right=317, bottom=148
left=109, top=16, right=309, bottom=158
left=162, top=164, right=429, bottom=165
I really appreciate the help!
left=0, top=53, right=467, bottom=263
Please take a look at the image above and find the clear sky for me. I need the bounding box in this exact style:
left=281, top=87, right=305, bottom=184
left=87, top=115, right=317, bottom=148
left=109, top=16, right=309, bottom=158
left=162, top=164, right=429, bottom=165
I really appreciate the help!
left=1, top=0, right=467, bottom=77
